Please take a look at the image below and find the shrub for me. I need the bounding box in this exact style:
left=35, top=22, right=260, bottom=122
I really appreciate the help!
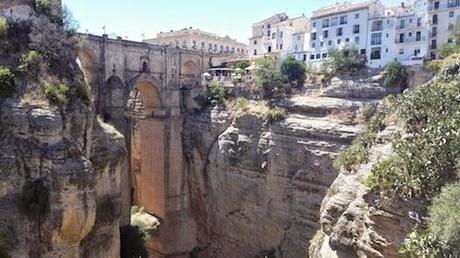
left=361, top=104, right=378, bottom=122
left=281, top=56, right=306, bottom=88
left=233, top=97, right=249, bottom=112
left=400, top=230, right=448, bottom=258
left=324, top=47, right=366, bottom=75
left=0, top=17, right=9, bottom=38
left=383, top=61, right=407, bottom=89
left=19, top=180, right=49, bottom=220
left=120, top=225, right=148, bottom=258
left=0, top=233, right=11, bottom=258
left=367, top=61, right=460, bottom=199
left=335, top=112, right=386, bottom=172
left=263, top=107, right=286, bottom=124
left=427, top=183, right=460, bottom=256
left=235, top=60, right=250, bottom=70
left=17, top=50, right=40, bottom=74
left=255, top=57, right=290, bottom=100
left=207, top=80, right=226, bottom=106
left=437, top=43, right=460, bottom=59
left=35, top=0, right=62, bottom=24
left=0, top=67, right=15, bottom=98
left=43, top=82, right=68, bottom=106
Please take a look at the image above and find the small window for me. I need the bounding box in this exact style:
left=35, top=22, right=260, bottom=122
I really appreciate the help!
left=272, top=32, right=276, bottom=39
left=280, top=44, right=283, bottom=50
left=316, top=54, right=321, bottom=59
left=355, top=13, right=359, bottom=19
left=328, top=40, right=332, bottom=46
left=337, top=27, right=343, bottom=36
left=450, top=11, right=454, bottom=17
left=399, top=48, right=404, bottom=55
left=448, top=38, right=453, bottom=43
left=310, top=55, right=315, bottom=60
left=360, top=49, right=366, bottom=55
left=280, top=31, right=283, bottom=38
left=303, top=54, right=307, bottom=61
left=312, top=22, right=316, bottom=27
left=254, top=40, right=257, bottom=45
left=142, top=61, right=148, bottom=72
left=253, top=49, right=257, bottom=56
left=320, top=42, right=324, bottom=47
left=323, top=30, right=329, bottom=38
left=268, top=46, right=272, bottom=53
left=322, top=53, right=327, bottom=58
left=312, top=43, right=316, bottom=48
left=337, top=39, right=341, bottom=44
left=355, top=36, right=360, bottom=44
left=345, top=38, right=350, bottom=42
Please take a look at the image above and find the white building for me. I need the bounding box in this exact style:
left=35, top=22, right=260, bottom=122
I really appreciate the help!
left=249, top=13, right=311, bottom=58
left=428, top=0, right=460, bottom=58
left=307, top=0, right=385, bottom=67
left=145, top=27, right=248, bottom=56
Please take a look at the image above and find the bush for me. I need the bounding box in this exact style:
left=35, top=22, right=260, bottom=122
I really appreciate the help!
left=0, top=233, right=11, bottom=258
left=120, top=225, right=148, bottom=258
left=17, top=50, right=40, bottom=74
left=0, top=17, right=9, bottom=38
left=235, top=60, right=250, bottom=70
left=323, top=47, right=366, bottom=75
left=19, top=180, right=49, bottom=220
left=367, top=61, right=460, bottom=199
left=43, top=82, right=68, bottom=106
left=255, top=57, right=290, bottom=100
left=361, top=104, right=378, bottom=122
left=233, top=97, right=249, bottom=112
left=263, top=107, right=286, bottom=124
left=400, top=230, right=448, bottom=258
left=207, top=80, right=226, bottom=106
left=335, top=112, right=386, bottom=172
left=383, top=61, right=407, bottom=89
left=427, top=183, right=460, bottom=255
left=0, top=67, right=15, bottom=98
left=438, top=43, right=460, bottom=59
left=35, top=0, right=62, bottom=24
left=281, top=56, right=306, bottom=88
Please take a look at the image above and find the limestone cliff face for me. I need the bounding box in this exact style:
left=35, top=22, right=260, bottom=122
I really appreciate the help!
left=184, top=95, right=374, bottom=258
left=0, top=1, right=128, bottom=257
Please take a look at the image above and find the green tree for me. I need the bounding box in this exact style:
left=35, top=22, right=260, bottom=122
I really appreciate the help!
left=383, top=61, right=407, bottom=90
left=255, top=57, right=289, bottom=100
left=325, top=47, right=365, bottom=75
left=280, top=56, right=306, bottom=88
left=235, top=60, right=250, bottom=70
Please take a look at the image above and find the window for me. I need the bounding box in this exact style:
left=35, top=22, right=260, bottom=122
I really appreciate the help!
left=310, top=55, right=315, bottom=60
left=432, top=27, right=437, bottom=37
left=416, top=31, right=422, bottom=41
left=312, top=43, right=316, bottom=48
left=414, top=48, right=421, bottom=56
left=316, top=54, right=321, bottom=59
left=408, top=32, right=412, bottom=37
left=370, top=47, right=381, bottom=60
left=328, top=40, right=332, bottom=46
left=399, top=48, right=404, bottom=55
left=320, top=41, right=324, bottom=47
left=254, top=40, right=257, bottom=45
left=431, top=39, right=437, bottom=49
left=372, top=20, right=383, bottom=31
left=297, top=35, right=301, bottom=40
left=360, top=49, right=366, bottom=55
left=253, top=49, right=257, bottom=56
left=323, top=30, right=328, bottom=38
left=353, top=24, right=360, bottom=33
left=371, top=33, right=382, bottom=45
left=399, top=33, right=405, bottom=43
left=331, top=17, right=338, bottom=26
left=355, top=13, right=359, bottom=19
left=322, top=53, right=328, bottom=58
left=355, top=36, right=360, bottom=44
left=409, top=18, right=413, bottom=23
left=400, top=19, right=406, bottom=29
left=449, top=23, right=454, bottom=31
left=183, top=40, right=187, bottom=48
left=434, top=1, right=440, bottom=9
left=345, top=38, right=350, bottom=42
left=267, top=30, right=271, bottom=37
left=312, top=22, right=316, bottom=27
left=268, top=46, right=272, bottom=53
left=311, top=32, right=317, bottom=40
left=272, top=32, right=276, bottom=39
left=322, top=19, right=330, bottom=28
left=337, top=27, right=343, bottom=36
left=448, top=38, right=454, bottom=43
left=337, top=39, right=342, bottom=44
left=433, top=14, right=438, bottom=25
left=386, top=48, right=388, bottom=53
left=280, top=44, right=283, bottom=50
left=201, top=42, right=205, bottom=50
left=303, top=54, right=307, bottom=61
left=267, top=24, right=271, bottom=29
left=450, top=11, right=455, bottom=17
left=340, top=15, right=347, bottom=25
left=417, top=17, right=422, bottom=26
left=280, top=31, right=283, bottom=38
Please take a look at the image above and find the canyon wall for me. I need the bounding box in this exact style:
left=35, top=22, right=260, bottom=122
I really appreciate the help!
left=0, top=1, right=128, bottom=257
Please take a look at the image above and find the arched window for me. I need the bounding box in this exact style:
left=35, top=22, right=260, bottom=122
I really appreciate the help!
left=142, top=61, right=148, bottom=72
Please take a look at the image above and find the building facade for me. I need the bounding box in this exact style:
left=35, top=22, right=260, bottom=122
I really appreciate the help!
left=145, top=27, right=248, bottom=56
left=251, top=0, right=460, bottom=69
left=249, top=13, right=311, bottom=58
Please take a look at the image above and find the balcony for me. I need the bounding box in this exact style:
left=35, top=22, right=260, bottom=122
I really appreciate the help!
left=396, top=23, right=424, bottom=30
left=395, top=36, right=427, bottom=43
left=428, top=1, right=460, bottom=11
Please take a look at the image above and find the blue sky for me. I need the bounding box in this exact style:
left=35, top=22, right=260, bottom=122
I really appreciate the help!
left=63, top=0, right=403, bottom=43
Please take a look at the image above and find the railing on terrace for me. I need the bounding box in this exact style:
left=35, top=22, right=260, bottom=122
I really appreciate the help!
left=395, top=36, right=427, bottom=43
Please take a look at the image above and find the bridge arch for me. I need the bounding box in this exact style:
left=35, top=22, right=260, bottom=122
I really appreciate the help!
left=181, top=60, right=199, bottom=78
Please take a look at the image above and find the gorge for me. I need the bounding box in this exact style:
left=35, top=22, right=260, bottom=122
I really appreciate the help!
left=1, top=1, right=458, bottom=258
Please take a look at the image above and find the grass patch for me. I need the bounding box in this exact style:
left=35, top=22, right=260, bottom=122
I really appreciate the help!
left=17, top=50, right=40, bottom=74
left=42, top=82, right=68, bottom=106
left=0, top=17, right=9, bottom=38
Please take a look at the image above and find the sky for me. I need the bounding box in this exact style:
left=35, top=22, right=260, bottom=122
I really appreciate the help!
left=63, top=0, right=404, bottom=43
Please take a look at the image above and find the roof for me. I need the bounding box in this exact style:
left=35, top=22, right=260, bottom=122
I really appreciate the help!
left=312, top=0, right=376, bottom=19
left=253, top=13, right=289, bottom=25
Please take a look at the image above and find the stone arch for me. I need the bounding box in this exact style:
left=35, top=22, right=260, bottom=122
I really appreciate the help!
left=181, top=60, right=199, bottom=78
left=126, top=76, right=163, bottom=115
left=76, top=47, right=98, bottom=87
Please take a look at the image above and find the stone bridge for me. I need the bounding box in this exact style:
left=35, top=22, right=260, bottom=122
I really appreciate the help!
left=77, top=33, right=213, bottom=257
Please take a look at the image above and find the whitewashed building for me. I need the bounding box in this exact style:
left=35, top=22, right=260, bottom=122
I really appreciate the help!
left=307, top=0, right=385, bottom=67
left=145, top=27, right=248, bottom=56
left=249, top=13, right=311, bottom=58
left=428, top=0, right=460, bottom=58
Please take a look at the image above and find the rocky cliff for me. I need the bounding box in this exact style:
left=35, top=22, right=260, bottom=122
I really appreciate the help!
left=183, top=82, right=385, bottom=257
left=0, top=1, right=128, bottom=257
